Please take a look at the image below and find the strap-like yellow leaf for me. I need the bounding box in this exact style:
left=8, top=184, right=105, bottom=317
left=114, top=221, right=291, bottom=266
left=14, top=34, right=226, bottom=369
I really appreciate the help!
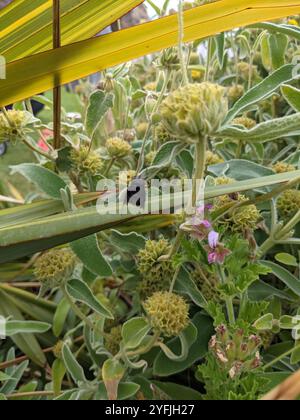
left=0, top=0, right=143, bottom=62
left=1, top=0, right=300, bottom=107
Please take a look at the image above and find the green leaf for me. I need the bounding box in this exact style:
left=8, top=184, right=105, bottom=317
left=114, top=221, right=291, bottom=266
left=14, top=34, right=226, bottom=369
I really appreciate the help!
left=52, top=359, right=66, bottom=396
left=97, top=382, right=140, bottom=401
left=254, top=313, right=274, bottom=330
left=219, top=113, right=300, bottom=144
left=261, top=261, right=300, bottom=297
left=85, top=91, right=114, bottom=138
left=224, top=64, right=296, bottom=123
left=275, top=253, right=298, bottom=267
left=0, top=361, right=29, bottom=395
left=215, top=33, right=225, bottom=68
left=158, top=324, right=197, bottom=362
left=281, top=84, right=300, bottom=112
left=0, top=372, right=12, bottom=382
left=62, top=344, right=86, bottom=385
left=71, top=234, right=112, bottom=277
left=10, top=164, right=66, bottom=199
left=268, top=33, right=288, bottom=69
left=152, top=381, right=202, bottom=400
left=291, top=341, right=300, bottom=365
left=66, top=279, right=113, bottom=319
left=279, top=315, right=300, bottom=330
left=0, top=292, right=47, bottom=366
left=153, top=313, right=213, bottom=377
left=175, top=268, right=207, bottom=308
left=249, top=280, right=293, bottom=302
left=102, top=359, right=125, bottom=401
left=5, top=320, right=51, bottom=336
left=140, top=141, right=182, bottom=178
left=122, top=317, right=151, bottom=350
left=53, top=298, right=70, bottom=337
left=110, top=230, right=146, bottom=254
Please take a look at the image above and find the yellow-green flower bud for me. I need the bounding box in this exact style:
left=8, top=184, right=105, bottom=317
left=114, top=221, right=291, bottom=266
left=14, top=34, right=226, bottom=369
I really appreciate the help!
left=227, top=84, right=245, bottom=103
left=104, top=325, right=122, bottom=356
left=70, top=146, right=103, bottom=176
left=158, top=47, right=180, bottom=69
left=105, top=137, right=132, bottom=159
left=232, top=117, right=256, bottom=130
left=277, top=189, right=300, bottom=220
left=0, top=110, right=37, bottom=143
left=34, top=249, right=76, bottom=287
left=160, top=82, right=228, bottom=142
left=154, top=123, right=174, bottom=144
left=144, top=291, right=189, bottom=337
left=137, top=239, right=173, bottom=285
left=237, top=62, right=258, bottom=81
left=206, top=151, right=224, bottom=167
left=214, top=193, right=260, bottom=233
left=272, top=161, right=296, bottom=174
left=136, top=122, right=149, bottom=139
left=145, top=151, right=157, bottom=167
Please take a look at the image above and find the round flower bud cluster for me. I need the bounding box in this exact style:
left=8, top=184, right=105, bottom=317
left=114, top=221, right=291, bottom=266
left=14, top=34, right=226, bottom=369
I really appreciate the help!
left=232, top=117, right=256, bottom=129
left=209, top=325, right=262, bottom=379
left=137, top=239, right=174, bottom=290
left=145, top=151, right=157, bottom=167
left=277, top=189, right=300, bottom=220
left=191, top=68, right=205, bottom=82
left=0, top=110, right=36, bottom=144
left=160, top=82, right=228, bottom=142
left=154, top=123, right=175, bottom=144
left=191, top=268, right=222, bottom=304
left=237, top=62, right=258, bottom=81
left=157, top=47, right=180, bottom=69
left=70, top=146, right=103, bottom=176
left=144, top=291, right=190, bottom=337
left=272, top=161, right=296, bottom=174
left=227, top=84, right=244, bottom=103
left=214, top=193, right=260, bottom=234
left=136, top=122, right=149, bottom=139
left=206, top=151, right=224, bottom=167
left=105, top=137, right=132, bottom=159
left=34, top=249, right=76, bottom=288
left=104, top=325, right=123, bottom=356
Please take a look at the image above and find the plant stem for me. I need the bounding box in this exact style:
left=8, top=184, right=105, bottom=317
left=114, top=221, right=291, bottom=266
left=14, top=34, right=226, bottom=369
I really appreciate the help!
left=136, top=70, right=171, bottom=173
left=7, top=391, right=56, bottom=400
left=192, top=138, right=206, bottom=208
left=178, top=0, right=189, bottom=85
left=169, top=265, right=181, bottom=293
left=217, top=265, right=235, bottom=325
left=205, top=38, right=213, bottom=82
left=263, top=342, right=300, bottom=371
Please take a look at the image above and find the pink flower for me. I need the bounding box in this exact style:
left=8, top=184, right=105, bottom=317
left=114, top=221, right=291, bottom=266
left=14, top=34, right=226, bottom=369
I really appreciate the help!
left=180, top=216, right=211, bottom=241
left=37, top=129, right=53, bottom=152
left=207, top=242, right=231, bottom=264
left=208, top=231, right=219, bottom=248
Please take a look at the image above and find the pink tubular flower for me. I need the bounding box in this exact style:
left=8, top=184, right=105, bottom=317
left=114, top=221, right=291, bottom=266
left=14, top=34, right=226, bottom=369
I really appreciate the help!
left=207, top=242, right=231, bottom=264
left=180, top=216, right=211, bottom=241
